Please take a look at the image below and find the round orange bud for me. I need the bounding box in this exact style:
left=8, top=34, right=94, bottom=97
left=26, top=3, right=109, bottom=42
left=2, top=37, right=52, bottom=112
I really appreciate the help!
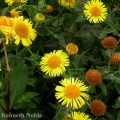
left=110, top=53, right=120, bottom=65
left=43, top=5, right=53, bottom=13
left=86, top=70, right=102, bottom=86
left=101, top=36, right=118, bottom=49
left=90, top=100, right=106, bottom=116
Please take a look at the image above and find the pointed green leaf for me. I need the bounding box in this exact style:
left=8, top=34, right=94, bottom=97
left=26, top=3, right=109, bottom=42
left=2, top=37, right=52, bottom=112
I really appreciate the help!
left=98, top=83, right=107, bottom=96
left=10, top=63, right=28, bottom=108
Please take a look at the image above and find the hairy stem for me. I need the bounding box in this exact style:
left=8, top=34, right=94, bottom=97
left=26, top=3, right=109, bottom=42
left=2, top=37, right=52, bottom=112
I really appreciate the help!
left=3, top=41, right=11, bottom=120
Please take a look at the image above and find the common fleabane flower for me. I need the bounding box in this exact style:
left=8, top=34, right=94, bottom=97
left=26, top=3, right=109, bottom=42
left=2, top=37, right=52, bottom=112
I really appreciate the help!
left=0, top=16, right=15, bottom=44
left=58, top=0, right=77, bottom=8
left=40, top=50, right=70, bottom=77
left=84, top=0, right=108, bottom=23
left=12, top=16, right=37, bottom=46
left=10, top=9, right=22, bottom=18
left=5, top=0, right=28, bottom=6
left=68, top=112, right=92, bottom=120
left=55, top=78, right=89, bottom=109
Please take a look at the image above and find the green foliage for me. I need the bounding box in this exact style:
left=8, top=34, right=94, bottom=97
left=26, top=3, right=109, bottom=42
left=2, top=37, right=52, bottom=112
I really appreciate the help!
left=10, top=63, right=28, bottom=108
left=0, top=0, right=120, bottom=119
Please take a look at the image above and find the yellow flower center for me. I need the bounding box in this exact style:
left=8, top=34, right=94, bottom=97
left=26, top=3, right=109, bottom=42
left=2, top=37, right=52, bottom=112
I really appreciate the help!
left=65, top=84, right=80, bottom=98
left=15, top=22, right=29, bottom=38
left=48, top=56, right=61, bottom=69
left=90, top=6, right=101, bottom=17
left=64, top=0, right=72, bottom=2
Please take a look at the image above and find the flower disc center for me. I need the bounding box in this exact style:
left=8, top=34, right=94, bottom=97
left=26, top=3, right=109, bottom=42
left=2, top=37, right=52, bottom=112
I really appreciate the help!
left=15, top=22, right=29, bottom=38
left=65, top=84, right=80, bottom=98
left=90, top=6, right=101, bottom=17
left=48, top=56, right=61, bottom=69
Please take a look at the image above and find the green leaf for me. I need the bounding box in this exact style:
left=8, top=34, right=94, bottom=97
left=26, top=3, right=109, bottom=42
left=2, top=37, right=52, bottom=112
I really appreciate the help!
left=52, top=17, right=64, bottom=27
left=0, top=99, right=7, bottom=120
left=10, top=62, right=28, bottom=109
left=115, top=83, right=120, bottom=94
left=113, top=97, right=120, bottom=108
left=117, top=111, right=120, bottom=120
left=47, top=29, right=66, bottom=47
left=98, top=83, right=107, bottom=96
left=98, top=26, right=112, bottom=39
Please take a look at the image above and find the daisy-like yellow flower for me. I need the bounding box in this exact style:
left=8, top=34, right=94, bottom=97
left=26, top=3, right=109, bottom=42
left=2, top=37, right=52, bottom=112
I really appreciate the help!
left=55, top=78, right=89, bottom=109
left=58, top=0, right=77, bottom=8
left=10, top=9, right=22, bottom=18
left=0, top=16, right=13, bottom=27
left=40, top=50, right=70, bottom=77
left=68, top=112, right=92, bottom=120
left=5, top=0, right=28, bottom=6
left=66, top=43, right=78, bottom=55
left=84, top=0, right=108, bottom=23
left=12, top=16, right=36, bottom=46
left=0, top=16, right=15, bottom=44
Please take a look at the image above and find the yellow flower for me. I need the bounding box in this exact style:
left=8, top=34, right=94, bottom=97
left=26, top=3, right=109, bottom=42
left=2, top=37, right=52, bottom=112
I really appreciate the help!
left=35, top=13, right=45, bottom=23
left=13, top=16, right=37, bottom=46
left=0, top=16, right=15, bottom=44
left=0, top=16, right=13, bottom=27
left=5, top=0, right=28, bottom=6
left=40, top=50, right=70, bottom=77
left=66, top=43, right=78, bottom=54
left=0, top=26, right=15, bottom=44
left=55, top=78, right=89, bottom=109
left=68, top=112, right=92, bottom=120
left=58, top=0, right=77, bottom=8
left=10, top=9, right=22, bottom=18
left=84, top=0, right=108, bottom=23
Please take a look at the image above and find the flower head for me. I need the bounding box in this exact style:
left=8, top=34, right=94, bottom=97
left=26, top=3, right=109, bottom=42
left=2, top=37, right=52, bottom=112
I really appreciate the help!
left=55, top=78, right=89, bottom=109
left=0, top=16, right=15, bottom=43
left=5, top=0, right=28, bottom=6
left=43, top=5, right=53, bottom=13
left=101, top=36, right=118, bottom=49
left=90, top=100, right=106, bottom=116
left=10, top=9, right=22, bottom=18
left=66, top=43, right=78, bottom=55
left=0, top=16, right=13, bottom=27
left=68, top=112, right=92, bottom=120
left=40, top=50, right=70, bottom=77
left=12, top=16, right=36, bottom=46
left=84, top=0, right=108, bottom=23
left=110, top=53, right=120, bottom=65
left=58, top=0, right=77, bottom=8
left=35, top=13, right=45, bottom=23
left=86, top=69, right=102, bottom=86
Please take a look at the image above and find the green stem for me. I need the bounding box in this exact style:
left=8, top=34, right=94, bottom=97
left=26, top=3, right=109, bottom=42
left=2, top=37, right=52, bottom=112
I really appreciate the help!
left=27, top=47, right=33, bottom=55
